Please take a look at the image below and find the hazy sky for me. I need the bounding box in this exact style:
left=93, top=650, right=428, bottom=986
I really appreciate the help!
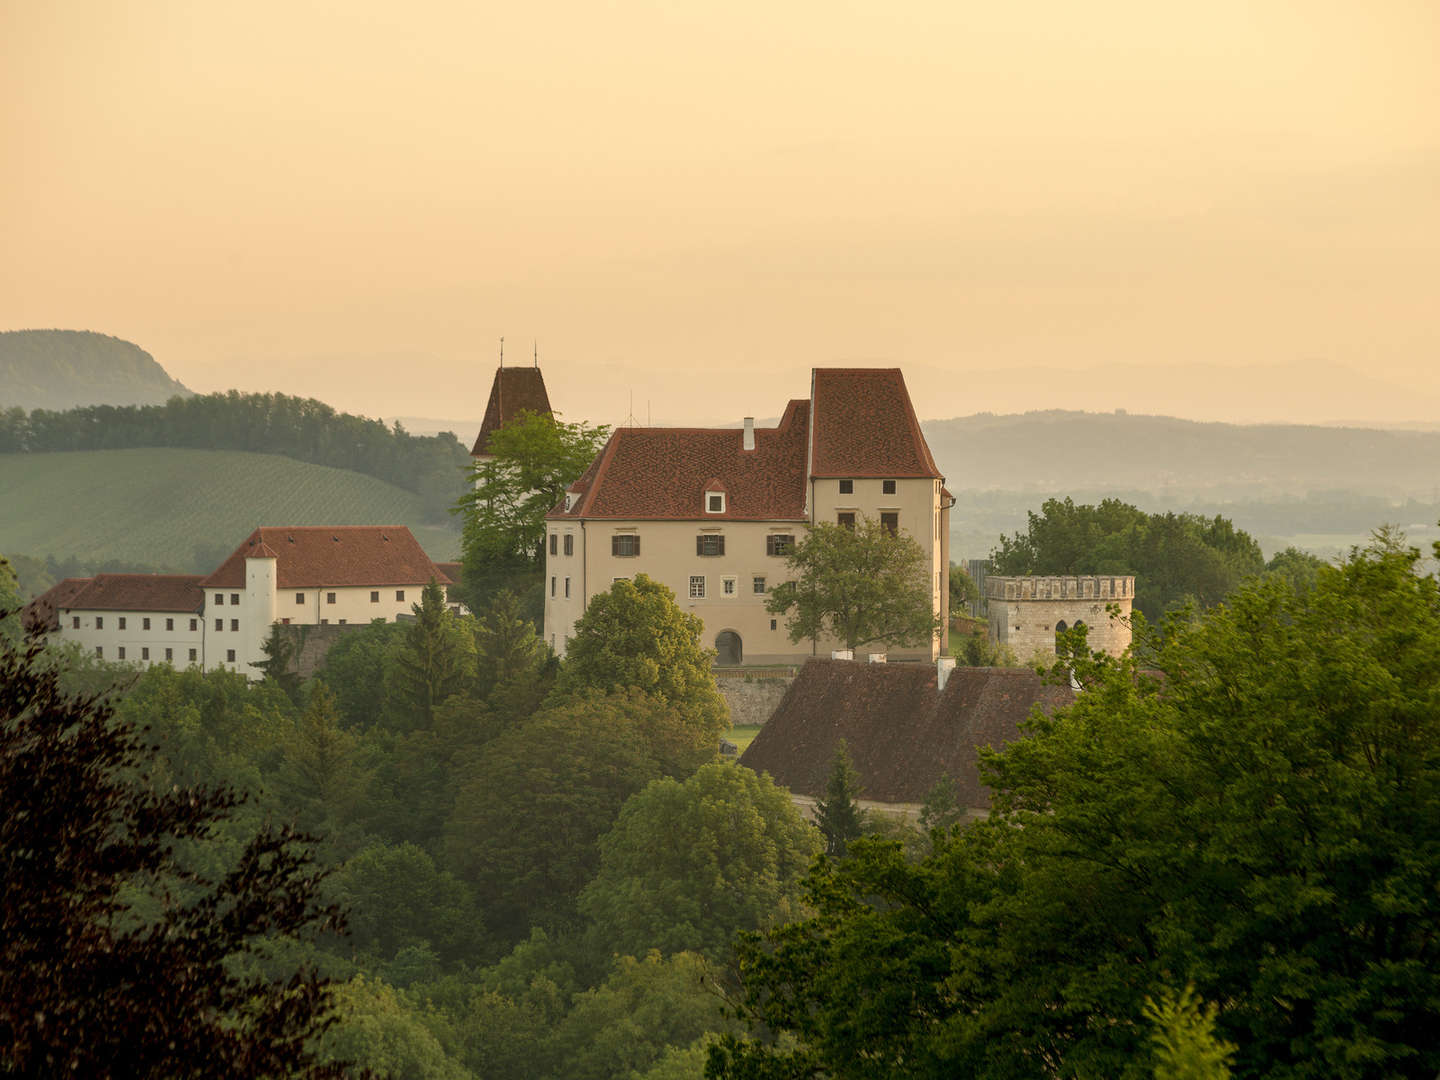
left=4, top=1, right=1438, bottom=427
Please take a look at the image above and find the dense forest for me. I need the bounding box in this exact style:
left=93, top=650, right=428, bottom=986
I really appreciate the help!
left=0, top=391, right=472, bottom=522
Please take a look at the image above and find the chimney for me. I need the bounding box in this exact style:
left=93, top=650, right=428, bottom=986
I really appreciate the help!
left=937, top=656, right=956, bottom=691
left=742, top=417, right=755, bottom=451
left=830, top=649, right=854, bottom=661
left=867, top=652, right=887, bottom=663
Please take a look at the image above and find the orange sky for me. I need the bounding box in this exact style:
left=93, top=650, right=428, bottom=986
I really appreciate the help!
left=4, top=0, right=1438, bottom=426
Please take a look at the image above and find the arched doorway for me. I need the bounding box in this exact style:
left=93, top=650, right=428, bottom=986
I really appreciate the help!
left=715, top=630, right=743, bottom=666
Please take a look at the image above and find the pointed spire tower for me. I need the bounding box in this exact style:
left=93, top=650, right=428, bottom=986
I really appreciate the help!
left=470, top=340, right=554, bottom=467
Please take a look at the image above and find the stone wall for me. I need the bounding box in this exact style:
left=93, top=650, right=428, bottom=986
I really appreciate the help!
left=714, top=668, right=797, bottom=726
left=985, top=575, right=1134, bottom=660
left=275, top=622, right=357, bottom=680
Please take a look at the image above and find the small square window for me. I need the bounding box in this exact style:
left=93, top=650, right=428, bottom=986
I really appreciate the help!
left=230, top=593, right=239, bottom=605
left=883, top=479, right=897, bottom=495
left=281, top=617, right=290, bottom=625
left=215, top=618, right=223, bottom=631
left=189, top=618, right=198, bottom=631
left=188, top=648, right=197, bottom=662
left=141, top=647, right=149, bottom=661
left=339, top=619, right=347, bottom=625
left=564, top=534, right=574, bottom=556
left=770, top=619, right=777, bottom=630
left=230, top=619, right=239, bottom=631
left=696, top=534, right=725, bottom=557
left=753, top=576, right=766, bottom=594
left=95, top=645, right=103, bottom=658
left=706, top=492, right=726, bottom=513
left=839, top=479, right=853, bottom=494
left=95, top=616, right=103, bottom=629
left=117, top=646, right=126, bottom=660
left=165, top=648, right=173, bottom=661
left=295, top=592, right=305, bottom=604
left=214, top=593, right=224, bottom=605
left=118, top=617, right=126, bottom=630
left=766, top=534, right=794, bottom=557
left=165, top=617, right=174, bottom=631
left=370, top=590, right=380, bottom=603
left=72, top=616, right=79, bottom=629
left=838, top=512, right=856, bottom=529
left=881, top=512, right=899, bottom=536
left=612, top=534, right=640, bottom=557
left=721, top=576, right=737, bottom=596
left=226, top=649, right=236, bottom=662
left=396, top=589, right=405, bottom=601
left=142, top=617, right=151, bottom=630
left=550, top=533, right=558, bottom=555
left=689, top=576, right=706, bottom=599
left=321, top=618, right=328, bottom=625
left=327, top=592, right=336, bottom=604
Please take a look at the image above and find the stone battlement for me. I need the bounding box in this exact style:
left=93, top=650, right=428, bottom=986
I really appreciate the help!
left=985, top=575, right=1135, bottom=603
left=985, top=575, right=1136, bottom=660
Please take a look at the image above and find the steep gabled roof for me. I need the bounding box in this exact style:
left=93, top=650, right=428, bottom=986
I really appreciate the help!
left=809, top=368, right=941, bottom=478
left=200, top=527, right=451, bottom=589
left=22, top=577, right=93, bottom=632
left=740, top=659, right=1073, bottom=807
left=471, top=367, right=553, bottom=456
left=548, top=399, right=810, bottom=522
left=63, top=574, right=205, bottom=614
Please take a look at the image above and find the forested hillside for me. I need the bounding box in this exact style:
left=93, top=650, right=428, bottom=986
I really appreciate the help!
left=0, top=330, right=191, bottom=410
left=1, top=390, right=472, bottom=522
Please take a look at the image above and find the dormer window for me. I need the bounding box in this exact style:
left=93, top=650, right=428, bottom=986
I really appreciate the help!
left=564, top=493, right=574, bottom=512
left=706, top=492, right=726, bottom=514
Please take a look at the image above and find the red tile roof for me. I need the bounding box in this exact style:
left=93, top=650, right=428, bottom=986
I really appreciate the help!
left=740, top=659, right=1073, bottom=807
left=200, top=527, right=453, bottom=589
left=62, top=574, right=205, bottom=614
left=809, top=369, right=941, bottom=478
left=22, top=577, right=92, bottom=632
left=470, top=367, right=553, bottom=456
left=550, top=398, right=811, bottom=522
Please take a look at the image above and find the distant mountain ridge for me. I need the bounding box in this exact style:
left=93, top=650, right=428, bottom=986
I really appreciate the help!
left=0, top=329, right=191, bottom=410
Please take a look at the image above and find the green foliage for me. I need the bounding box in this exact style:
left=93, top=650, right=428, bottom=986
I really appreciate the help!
left=949, top=562, right=978, bottom=614
left=0, top=554, right=21, bottom=642
left=252, top=621, right=303, bottom=703
left=0, top=329, right=190, bottom=411
left=319, top=975, right=471, bottom=1079
left=714, top=534, right=1440, bottom=1079
left=276, top=683, right=371, bottom=833
left=382, top=580, right=477, bottom=730
left=456, top=409, right=609, bottom=582
left=1143, top=984, right=1236, bottom=1080
left=317, top=618, right=408, bottom=728
left=766, top=517, right=940, bottom=652
left=991, top=496, right=1266, bottom=621
left=580, top=763, right=821, bottom=959
left=0, top=633, right=353, bottom=1077
left=917, top=771, right=965, bottom=835
left=1263, top=544, right=1328, bottom=592
left=554, top=574, right=729, bottom=742
left=472, top=589, right=556, bottom=726
left=813, top=739, right=866, bottom=857
left=0, top=448, right=456, bottom=570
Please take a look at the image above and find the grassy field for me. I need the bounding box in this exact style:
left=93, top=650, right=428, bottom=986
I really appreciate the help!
left=728, top=724, right=763, bottom=754
left=0, top=449, right=462, bottom=569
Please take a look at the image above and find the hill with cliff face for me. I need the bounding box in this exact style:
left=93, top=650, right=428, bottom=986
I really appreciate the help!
left=0, top=330, right=191, bottom=410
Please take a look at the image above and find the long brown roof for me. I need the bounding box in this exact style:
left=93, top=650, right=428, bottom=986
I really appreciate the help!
left=809, top=368, right=941, bottom=478
left=740, top=659, right=1074, bottom=807
left=22, top=577, right=93, bottom=632
left=200, top=527, right=452, bottom=589
left=550, top=399, right=811, bottom=522
left=61, top=574, right=205, bottom=614
left=471, top=367, right=553, bottom=456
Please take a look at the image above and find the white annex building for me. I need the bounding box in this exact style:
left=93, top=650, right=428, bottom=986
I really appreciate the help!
left=543, top=368, right=952, bottom=665
left=26, top=526, right=457, bottom=679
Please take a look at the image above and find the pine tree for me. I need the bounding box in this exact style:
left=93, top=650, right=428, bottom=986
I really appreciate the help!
left=813, top=739, right=866, bottom=857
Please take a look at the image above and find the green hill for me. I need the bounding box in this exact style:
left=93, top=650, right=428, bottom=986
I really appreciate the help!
left=0, top=449, right=460, bottom=570
left=1, top=330, right=191, bottom=410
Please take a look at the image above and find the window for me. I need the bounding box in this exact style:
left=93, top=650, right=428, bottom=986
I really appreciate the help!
left=839, top=479, right=853, bottom=494
left=882, top=479, right=897, bottom=495
left=72, top=616, right=79, bottom=629
left=295, top=592, right=305, bottom=604
left=117, top=647, right=126, bottom=660
left=339, top=619, right=347, bottom=625
left=165, top=617, right=174, bottom=631
left=706, top=492, right=726, bottom=514
left=228, top=593, right=238, bottom=605
left=215, top=618, right=223, bottom=631
left=549, top=533, right=558, bottom=555
left=370, top=590, right=380, bottom=603
left=564, top=577, right=571, bottom=598
left=95, top=646, right=103, bottom=658
left=770, top=618, right=778, bottom=630
left=766, top=534, right=794, bottom=556
left=226, top=649, right=236, bottom=663
left=837, top=512, right=856, bottom=529
left=612, top=534, right=640, bottom=557
left=95, top=617, right=103, bottom=629
left=550, top=576, right=556, bottom=597
left=118, top=617, right=127, bottom=630
left=165, top=648, right=172, bottom=661
left=281, top=618, right=290, bottom=625
left=563, top=534, right=573, bottom=556
left=396, top=589, right=405, bottom=601
left=753, top=576, right=766, bottom=594
left=188, top=648, right=197, bottom=662
left=142, top=617, right=151, bottom=630
left=721, top=576, right=737, bottom=597
left=230, top=619, right=239, bottom=631
left=141, top=647, right=149, bottom=661
left=189, top=618, right=198, bottom=631
left=613, top=577, right=628, bottom=583
left=689, top=576, right=706, bottom=599
left=696, top=534, right=725, bottom=556
left=321, top=618, right=328, bottom=625
left=215, top=593, right=224, bottom=605
left=880, top=512, right=899, bottom=535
